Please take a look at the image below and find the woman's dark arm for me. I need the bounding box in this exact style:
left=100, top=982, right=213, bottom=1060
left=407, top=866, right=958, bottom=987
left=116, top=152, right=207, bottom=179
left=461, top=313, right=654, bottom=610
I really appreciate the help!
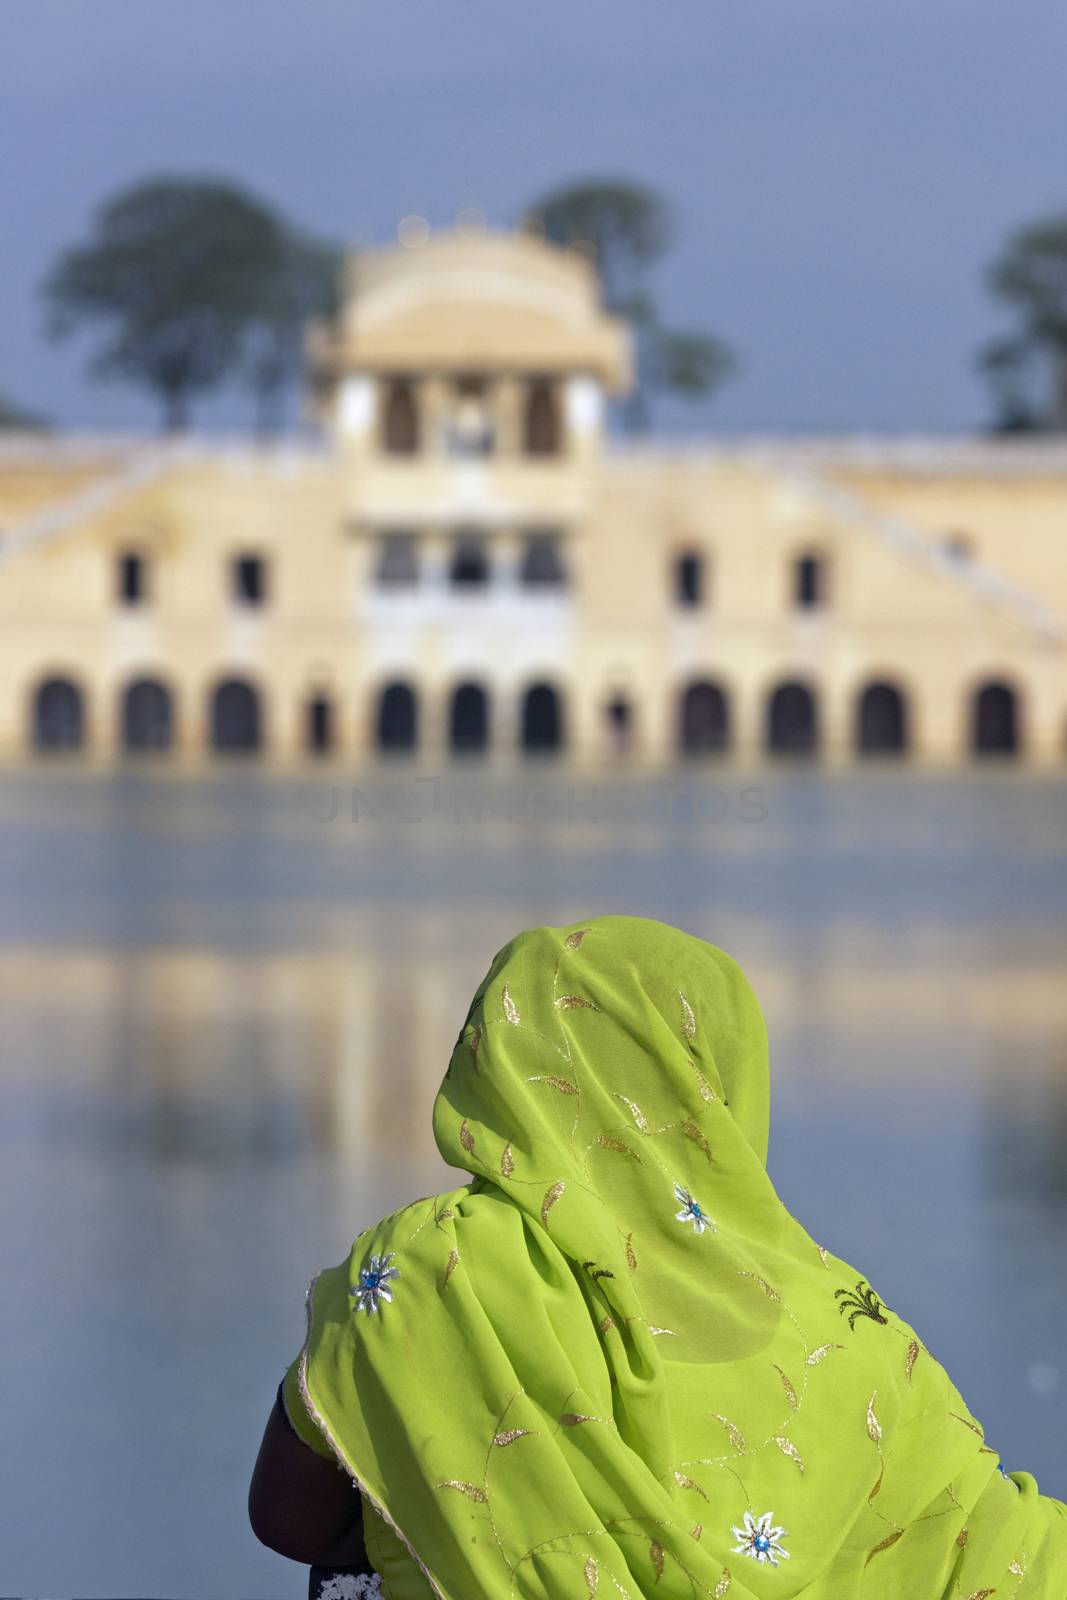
left=248, top=1392, right=368, bottom=1566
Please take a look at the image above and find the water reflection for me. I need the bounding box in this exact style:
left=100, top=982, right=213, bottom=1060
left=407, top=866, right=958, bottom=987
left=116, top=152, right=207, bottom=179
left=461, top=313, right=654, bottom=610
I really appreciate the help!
left=0, top=768, right=1065, bottom=1597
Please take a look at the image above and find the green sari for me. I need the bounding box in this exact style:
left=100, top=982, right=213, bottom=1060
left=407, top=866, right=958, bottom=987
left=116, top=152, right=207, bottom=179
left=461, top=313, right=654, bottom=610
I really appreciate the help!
left=284, top=915, right=1067, bottom=1598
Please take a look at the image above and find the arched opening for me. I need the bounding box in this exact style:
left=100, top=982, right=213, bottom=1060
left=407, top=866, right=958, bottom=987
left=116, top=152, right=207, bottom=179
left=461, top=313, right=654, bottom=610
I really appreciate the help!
left=449, top=532, right=490, bottom=588
left=792, top=551, right=827, bottom=610
left=679, top=680, right=730, bottom=756
left=210, top=677, right=262, bottom=754
left=767, top=680, right=819, bottom=756
left=122, top=677, right=173, bottom=753
left=674, top=550, right=706, bottom=608
left=376, top=681, right=418, bottom=753
left=856, top=681, right=908, bottom=756
left=605, top=695, right=634, bottom=757
left=523, top=381, right=561, bottom=456
left=305, top=694, right=334, bottom=756
left=33, top=676, right=85, bottom=752
left=382, top=379, right=419, bottom=455
left=449, top=682, right=489, bottom=755
left=972, top=680, right=1019, bottom=756
left=521, top=681, right=564, bottom=754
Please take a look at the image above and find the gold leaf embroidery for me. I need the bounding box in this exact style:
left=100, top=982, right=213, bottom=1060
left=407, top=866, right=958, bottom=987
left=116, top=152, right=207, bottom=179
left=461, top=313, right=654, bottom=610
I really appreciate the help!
left=469, top=1023, right=482, bottom=1067
left=459, top=1119, right=475, bottom=1154
left=650, top=1539, right=664, bottom=1581
left=528, top=1074, right=578, bottom=1094
left=435, top=1205, right=454, bottom=1224
left=962, top=1591, right=996, bottom=1600
left=867, top=1394, right=882, bottom=1445
left=690, top=1524, right=703, bottom=1541
left=436, top=1479, right=487, bottom=1502
left=673, top=1470, right=708, bottom=1500
left=648, top=1325, right=677, bottom=1337
left=597, top=1133, right=642, bottom=1161
left=584, top=1555, right=599, bottom=1597
left=561, top=1411, right=600, bottom=1425
left=681, top=1120, right=713, bottom=1162
left=738, top=1268, right=780, bottom=1301
left=493, top=1428, right=534, bottom=1447
left=956, top=1527, right=969, bottom=1548
left=773, top=1363, right=798, bottom=1411
left=441, top=1248, right=459, bottom=1290
left=978, top=1446, right=997, bottom=1455
left=950, top=1412, right=984, bottom=1438
left=817, top=1244, right=831, bottom=1268
left=773, top=1435, right=805, bottom=1472
left=625, top=1232, right=637, bottom=1270
left=865, top=1530, right=904, bottom=1565
left=556, top=994, right=599, bottom=1011
left=679, top=990, right=696, bottom=1039
left=1008, top=1560, right=1025, bottom=1576
left=566, top=929, right=591, bottom=949
left=502, top=984, right=520, bottom=1024
left=806, top=1342, right=842, bottom=1365
left=599, top=1315, right=616, bottom=1333
left=691, top=1062, right=716, bottom=1102
left=868, top=1464, right=884, bottom=1500
left=614, top=1093, right=650, bottom=1133
left=904, top=1339, right=920, bottom=1384
left=713, top=1414, right=746, bottom=1452
left=500, top=1140, right=514, bottom=1178
left=713, top=1570, right=731, bottom=1597
left=541, top=1178, right=565, bottom=1226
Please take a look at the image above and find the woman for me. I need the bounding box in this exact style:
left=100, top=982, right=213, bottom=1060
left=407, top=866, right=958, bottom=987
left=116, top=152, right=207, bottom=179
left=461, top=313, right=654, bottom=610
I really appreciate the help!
left=249, top=914, right=1067, bottom=1597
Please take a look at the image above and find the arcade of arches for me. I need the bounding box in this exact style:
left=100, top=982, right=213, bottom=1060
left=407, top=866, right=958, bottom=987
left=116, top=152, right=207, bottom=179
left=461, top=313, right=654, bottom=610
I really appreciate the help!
left=25, top=672, right=1044, bottom=761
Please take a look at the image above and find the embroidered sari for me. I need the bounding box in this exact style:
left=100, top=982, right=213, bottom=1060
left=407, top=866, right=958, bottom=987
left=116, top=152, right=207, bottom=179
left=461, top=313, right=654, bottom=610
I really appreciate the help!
left=284, top=914, right=1067, bottom=1598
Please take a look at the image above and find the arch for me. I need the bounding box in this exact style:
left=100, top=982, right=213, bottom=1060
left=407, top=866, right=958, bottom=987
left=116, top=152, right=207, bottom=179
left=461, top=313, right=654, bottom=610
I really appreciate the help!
left=766, top=679, right=819, bottom=756
left=521, top=680, right=564, bottom=754
left=449, top=532, right=490, bottom=588
left=382, top=379, right=419, bottom=455
left=449, top=681, right=489, bottom=754
left=210, top=677, right=262, bottom=754
left=305, top=693, right=334, bottom=756
left=376, top=680, right=418, bottom=753
left=971, top=679, right=1019, bottom=756
left=856, top=680, right=908, bottom=756
left=122, top=676, right=174, bottom=753
left=679, top=679, right=730, bottom=755
left=32, top=675, right=85, bottom=752
left=523, top=380, right=561, bottom=456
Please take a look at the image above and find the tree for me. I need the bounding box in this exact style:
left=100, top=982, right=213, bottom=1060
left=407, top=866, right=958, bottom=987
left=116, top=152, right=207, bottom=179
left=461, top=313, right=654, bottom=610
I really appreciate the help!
left=242, top=227, right=344, bottom=436
left=40, top=177, right=287, bottom=431
left=522, top=178, right=735, bottom=431
left=979, top=214, right=1067, bottom=432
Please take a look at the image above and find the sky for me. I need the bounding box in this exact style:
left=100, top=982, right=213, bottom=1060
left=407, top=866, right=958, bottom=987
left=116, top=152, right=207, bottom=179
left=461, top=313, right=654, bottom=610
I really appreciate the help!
left=3, top=0, right=1067, bottom=437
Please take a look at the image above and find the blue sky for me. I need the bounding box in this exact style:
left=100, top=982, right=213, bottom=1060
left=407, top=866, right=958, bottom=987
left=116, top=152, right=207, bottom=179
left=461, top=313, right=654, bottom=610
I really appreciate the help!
left=3, top=0, right=1066, bottom=435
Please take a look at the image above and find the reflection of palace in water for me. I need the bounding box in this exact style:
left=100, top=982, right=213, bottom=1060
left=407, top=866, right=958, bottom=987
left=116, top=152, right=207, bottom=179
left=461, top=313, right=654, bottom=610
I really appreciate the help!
left=3, top=218, right=1067, bottom=766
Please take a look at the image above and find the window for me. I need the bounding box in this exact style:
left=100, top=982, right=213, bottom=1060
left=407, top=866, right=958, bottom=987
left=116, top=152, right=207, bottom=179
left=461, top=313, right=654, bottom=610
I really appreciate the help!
left=793, top=552, right=826, bottom=610
left=232, top=554, right=267, bottom=606
left=117, top=551, right=146, bottom=606
left=520, top=531, right=566, bottom=588
left=449, top=532, right=490, bottom=588
left=382, top=379, right=419, bottom=455
left=523, top=380, right=561, bottom=455
left=375, top=532, right=419, bottom=588
left=446, top=376, right=494, bottom=458
left=674, top=551, right=705, bottom=608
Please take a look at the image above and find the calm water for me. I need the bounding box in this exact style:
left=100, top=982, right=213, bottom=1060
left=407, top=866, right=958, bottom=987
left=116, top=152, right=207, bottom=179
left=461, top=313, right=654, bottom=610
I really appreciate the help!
left=0, top=763, right=1065, bottom=1598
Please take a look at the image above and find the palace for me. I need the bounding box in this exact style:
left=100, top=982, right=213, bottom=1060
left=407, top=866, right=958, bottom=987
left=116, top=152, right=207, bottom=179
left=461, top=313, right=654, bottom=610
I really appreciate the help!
left=2, top=217, right=1067, bottom=768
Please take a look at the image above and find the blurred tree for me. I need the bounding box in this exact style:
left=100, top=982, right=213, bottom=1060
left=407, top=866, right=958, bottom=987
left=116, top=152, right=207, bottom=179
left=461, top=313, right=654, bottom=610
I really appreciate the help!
left=40, top=177, right=287, bottom=431
left=243, top=227, right=343, bottom=437
left=522, top=178, right=735, bottom=430
left=979, top=215, right=1067, bottom=433
left=0, top=391, right=50, bottom=431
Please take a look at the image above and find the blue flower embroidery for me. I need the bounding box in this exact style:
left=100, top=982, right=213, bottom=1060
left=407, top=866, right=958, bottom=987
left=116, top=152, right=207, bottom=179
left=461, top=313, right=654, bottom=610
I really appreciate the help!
left=350, top=1251, right=400, bottom=1314
left=674, top=1181, right=716, bottom=1234
left=731, top=1508, right=790, bottom=1566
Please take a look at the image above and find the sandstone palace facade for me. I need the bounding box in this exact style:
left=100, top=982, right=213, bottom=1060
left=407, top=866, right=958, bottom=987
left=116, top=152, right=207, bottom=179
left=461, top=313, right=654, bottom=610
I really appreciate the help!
left=2, top=220, right=1066, bottom=767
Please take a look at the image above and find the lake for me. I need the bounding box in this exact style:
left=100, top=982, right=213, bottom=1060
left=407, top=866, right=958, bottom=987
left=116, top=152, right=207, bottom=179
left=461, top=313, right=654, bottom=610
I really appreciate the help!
left=0, top=762, right=1064, bottom=1598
